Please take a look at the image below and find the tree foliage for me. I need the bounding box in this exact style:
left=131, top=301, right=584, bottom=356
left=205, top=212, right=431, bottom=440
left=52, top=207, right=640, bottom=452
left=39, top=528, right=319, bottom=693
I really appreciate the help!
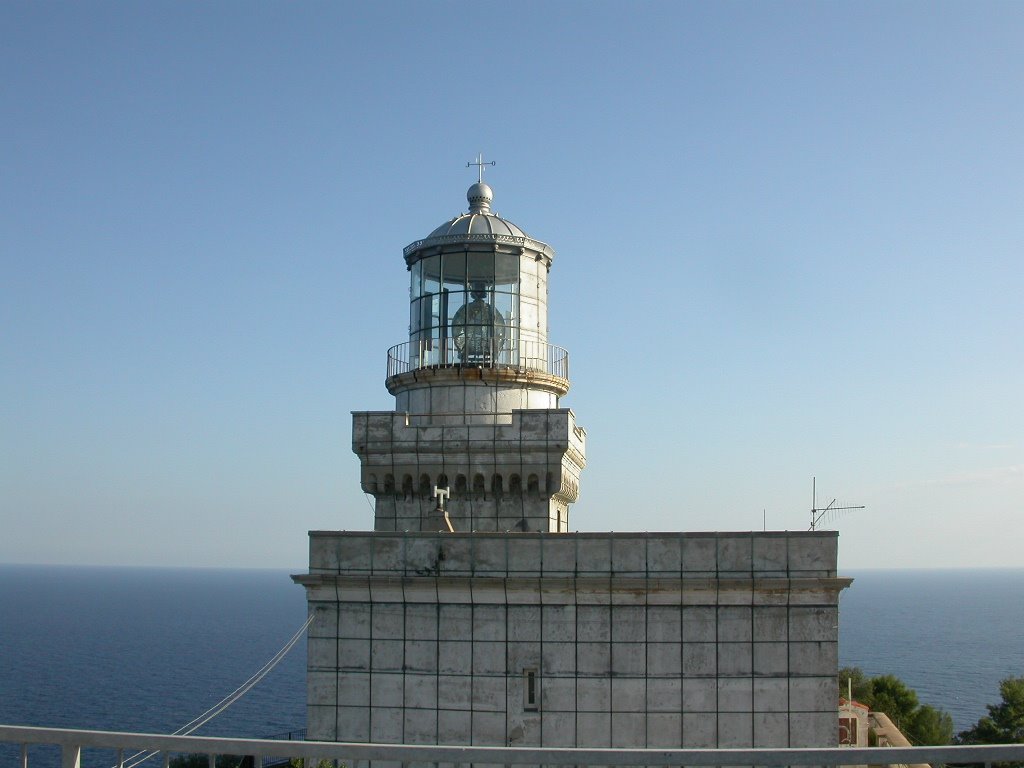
left=910, top=704, right=954, bottom=747
left=837, top=667, right=953, bottom=746
left=958, top=676, right=1024, bottom=745
left=870, top=674, right=921, bottom=728
left=839, top=666, right=873, bottom=702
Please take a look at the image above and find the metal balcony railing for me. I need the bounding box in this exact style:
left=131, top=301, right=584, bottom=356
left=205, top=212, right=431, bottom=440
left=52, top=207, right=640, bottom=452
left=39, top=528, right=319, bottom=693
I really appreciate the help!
left=4, top=725, right=1024, bottom=768
left=386, top=338, right=569, bottom=380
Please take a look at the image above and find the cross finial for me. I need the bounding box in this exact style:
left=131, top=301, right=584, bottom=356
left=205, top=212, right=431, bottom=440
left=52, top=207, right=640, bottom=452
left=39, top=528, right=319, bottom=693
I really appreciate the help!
left=433, top=485, right=450, bottom=512
left=466, top=153, right=495, bottom=184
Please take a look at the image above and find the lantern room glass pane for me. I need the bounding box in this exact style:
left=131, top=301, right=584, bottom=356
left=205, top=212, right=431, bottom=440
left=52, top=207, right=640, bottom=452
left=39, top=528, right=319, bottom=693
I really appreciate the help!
left=493, top=291, right=515, bottom=329
left=422, top=256, right=440, bottom=296
left=466, top=252, right=494, bottom=287
left=442, top=253, right=467, bottom=291
left=407, top=251, right=531, bottom=370
left=427, top=293, right=441, bottom=332
left=494, top=253, right=519, bottom=290
left=452, top=285, right=508, bottom=365
left=445, top=289, right=465, bottom=335
left=409, top=261, right=421, bottom=299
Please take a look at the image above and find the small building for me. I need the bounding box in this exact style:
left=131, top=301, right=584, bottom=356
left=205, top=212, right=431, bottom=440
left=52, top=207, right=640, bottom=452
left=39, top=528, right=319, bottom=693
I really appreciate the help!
left=839, top=697, right=870, bottom=746
left=294, top=174, right=851, bottom=756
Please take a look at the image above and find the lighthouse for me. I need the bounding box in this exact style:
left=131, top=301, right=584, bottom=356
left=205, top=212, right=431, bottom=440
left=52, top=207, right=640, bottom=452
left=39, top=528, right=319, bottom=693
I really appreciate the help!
left=353, top=169, right=586, bottom=534
left=297, top=167, right=848, bottom=755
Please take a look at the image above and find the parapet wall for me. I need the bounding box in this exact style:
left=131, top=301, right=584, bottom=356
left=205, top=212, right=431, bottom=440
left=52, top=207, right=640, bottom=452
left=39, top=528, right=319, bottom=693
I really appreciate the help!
left=306, top=530, right=837, bottom=579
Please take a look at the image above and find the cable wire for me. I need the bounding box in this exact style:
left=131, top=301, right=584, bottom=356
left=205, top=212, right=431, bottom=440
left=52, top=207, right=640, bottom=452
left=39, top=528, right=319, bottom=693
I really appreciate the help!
left=118, top=611, right=318, bottom=768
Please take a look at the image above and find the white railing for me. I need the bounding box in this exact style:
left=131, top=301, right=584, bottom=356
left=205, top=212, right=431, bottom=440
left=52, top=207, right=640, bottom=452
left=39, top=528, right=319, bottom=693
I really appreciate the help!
left=4, top=725, right=1024, bottom=768
left=386, top=338, right=569, bottom=380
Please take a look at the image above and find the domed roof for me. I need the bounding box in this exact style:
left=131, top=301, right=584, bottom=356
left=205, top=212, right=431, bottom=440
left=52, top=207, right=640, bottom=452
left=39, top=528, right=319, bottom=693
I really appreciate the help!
left=403, top=183, right=555, bottom=263
left=425, top=183, right=529, bottom=239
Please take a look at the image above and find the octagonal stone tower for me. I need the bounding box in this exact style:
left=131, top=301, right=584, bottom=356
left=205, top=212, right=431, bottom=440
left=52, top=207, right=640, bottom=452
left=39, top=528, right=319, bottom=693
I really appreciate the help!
left=353, top=181, right=586, bottom=533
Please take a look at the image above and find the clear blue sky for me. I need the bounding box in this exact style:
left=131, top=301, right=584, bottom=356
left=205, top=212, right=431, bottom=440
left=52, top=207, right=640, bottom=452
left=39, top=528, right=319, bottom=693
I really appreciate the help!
left=2, top=2, right=1021, bottom=569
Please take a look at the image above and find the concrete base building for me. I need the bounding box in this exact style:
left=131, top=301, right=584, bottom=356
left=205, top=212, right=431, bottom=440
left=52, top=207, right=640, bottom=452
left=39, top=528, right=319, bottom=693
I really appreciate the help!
left=295, top=170, right=850, bottom=755
left=296, top=530, right=847, bottom=749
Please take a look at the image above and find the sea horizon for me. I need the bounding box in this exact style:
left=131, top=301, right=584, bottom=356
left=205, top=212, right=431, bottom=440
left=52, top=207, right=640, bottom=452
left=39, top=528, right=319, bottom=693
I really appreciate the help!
left=1, top=563, right=1021, bottom=757
left=4, top=560, right=1023, bottom=573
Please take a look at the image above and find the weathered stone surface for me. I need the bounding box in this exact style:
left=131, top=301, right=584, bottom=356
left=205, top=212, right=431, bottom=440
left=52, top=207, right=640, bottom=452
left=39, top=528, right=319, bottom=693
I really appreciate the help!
left=295, top=530, right=850, bottom=752
left=353, top=409, right=585, bottom=533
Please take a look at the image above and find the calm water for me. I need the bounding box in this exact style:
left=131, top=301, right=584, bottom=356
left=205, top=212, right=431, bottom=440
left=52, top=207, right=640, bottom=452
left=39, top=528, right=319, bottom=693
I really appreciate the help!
left=0, top=565, right=307, bottom=767
left=1, top=565, right=1022, bottom=765
left=839, top=568, right=1024, bottom=731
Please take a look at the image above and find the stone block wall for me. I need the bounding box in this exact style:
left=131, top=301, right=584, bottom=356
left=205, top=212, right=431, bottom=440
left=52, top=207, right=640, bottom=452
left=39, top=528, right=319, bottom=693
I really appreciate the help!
left=294, top=531, right=850, bottom=755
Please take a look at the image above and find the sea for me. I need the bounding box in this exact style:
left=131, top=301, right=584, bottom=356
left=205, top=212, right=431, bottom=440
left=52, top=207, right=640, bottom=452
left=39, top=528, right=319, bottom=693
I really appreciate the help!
left=1, top=565, right=1022, bottom=766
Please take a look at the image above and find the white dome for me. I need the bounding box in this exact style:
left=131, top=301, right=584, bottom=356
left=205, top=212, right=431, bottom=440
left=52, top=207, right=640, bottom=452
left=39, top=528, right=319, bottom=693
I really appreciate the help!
left=426, top=184, right=528, bottom=239
left=403, top=183, right=555, bottom=264
left=427, top=211, right=528, bottom=240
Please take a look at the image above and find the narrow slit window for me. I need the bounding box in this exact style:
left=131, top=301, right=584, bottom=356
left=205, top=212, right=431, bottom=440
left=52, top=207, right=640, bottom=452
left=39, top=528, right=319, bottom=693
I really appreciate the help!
left=523, top=667, right=539, bottom=711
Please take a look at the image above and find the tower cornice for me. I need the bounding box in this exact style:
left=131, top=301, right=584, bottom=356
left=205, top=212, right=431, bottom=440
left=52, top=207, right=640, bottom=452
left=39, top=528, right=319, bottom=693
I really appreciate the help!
left=403, top=232, right=555, bottom=266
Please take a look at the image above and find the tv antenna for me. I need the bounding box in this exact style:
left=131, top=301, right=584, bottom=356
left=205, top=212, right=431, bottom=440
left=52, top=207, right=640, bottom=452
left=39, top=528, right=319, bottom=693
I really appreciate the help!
left=810, top=476, right=864, bottom=530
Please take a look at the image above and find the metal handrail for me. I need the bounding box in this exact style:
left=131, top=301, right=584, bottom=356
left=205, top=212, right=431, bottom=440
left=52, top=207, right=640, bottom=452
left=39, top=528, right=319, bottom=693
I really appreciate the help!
left=4, top=724, right=1024, bottom=768
left=386, top=338, right=569, bottom=379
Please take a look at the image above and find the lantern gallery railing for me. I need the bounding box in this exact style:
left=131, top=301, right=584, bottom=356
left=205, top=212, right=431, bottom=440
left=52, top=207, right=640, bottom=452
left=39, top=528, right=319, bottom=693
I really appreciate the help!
left=4, top=725, right=1024, bottom=768
left=386, top=338, right=569, bottom=380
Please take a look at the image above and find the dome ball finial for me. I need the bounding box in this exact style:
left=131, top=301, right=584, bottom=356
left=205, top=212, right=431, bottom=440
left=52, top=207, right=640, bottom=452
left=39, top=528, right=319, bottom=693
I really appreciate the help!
left=467, top=182, right=493, bottom=214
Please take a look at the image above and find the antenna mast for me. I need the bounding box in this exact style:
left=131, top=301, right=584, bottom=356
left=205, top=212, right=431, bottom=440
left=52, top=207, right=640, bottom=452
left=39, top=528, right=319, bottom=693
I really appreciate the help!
left=810, top=476, right=865, bottom=530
